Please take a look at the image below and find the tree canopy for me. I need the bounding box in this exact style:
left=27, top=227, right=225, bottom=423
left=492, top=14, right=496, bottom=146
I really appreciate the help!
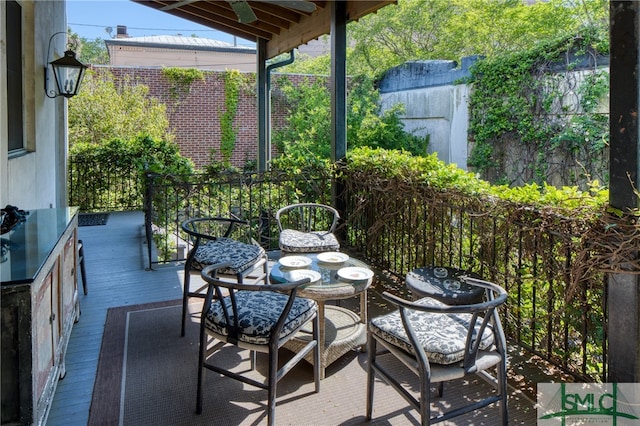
left=283, top=0, right=608, bottom=78
left=69, top=69, right=172, bottom=147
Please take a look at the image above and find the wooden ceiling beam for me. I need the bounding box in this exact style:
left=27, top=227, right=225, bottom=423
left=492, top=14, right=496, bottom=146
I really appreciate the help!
left=250, top=2, right=304, bottom=24
left=187, top=2, right=285, bottom=35
left=265, top=1, right=330, bottom=58
left=132, top=0, right=397, bottom=58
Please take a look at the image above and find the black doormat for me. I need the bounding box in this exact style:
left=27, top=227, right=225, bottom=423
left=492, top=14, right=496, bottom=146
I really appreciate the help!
left=79, top=213, right=109, bottom=227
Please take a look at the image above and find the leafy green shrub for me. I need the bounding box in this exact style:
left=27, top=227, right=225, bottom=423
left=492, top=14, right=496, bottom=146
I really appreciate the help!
left=69, top=69, right=172, bottom=147
left=341, top=147, right=612, bottom=380
left=69, top=135, right=194, bottom=211
left=272, top=75, right=428, bottom=166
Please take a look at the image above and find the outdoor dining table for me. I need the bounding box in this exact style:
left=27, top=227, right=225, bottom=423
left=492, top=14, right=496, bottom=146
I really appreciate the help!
left=269, top=251, right=373, bottom=379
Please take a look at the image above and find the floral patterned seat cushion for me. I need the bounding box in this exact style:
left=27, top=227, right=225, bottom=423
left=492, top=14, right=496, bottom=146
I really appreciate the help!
left=191, top=237, right=265, bottom=274
left=279, top=229, right=340, bottom=253
left=369, top=297, right=494, bottom=365
left=204, top=291, right=317, bottom=345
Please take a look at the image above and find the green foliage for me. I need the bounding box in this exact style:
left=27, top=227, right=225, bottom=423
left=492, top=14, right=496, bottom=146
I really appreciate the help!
left=75, top=36, right=109, bottom=65
left=468, top=27, right=609, bottom=187
left=68, top=135, right=194, bottom=211
left=282, top=0, right=609, bottom=79
left=162, top=67, right=205, bottom=99
left=71, top=135, right=193, bottom=175
left=345, top=147, right=609, bottom=212
left=272, top=75, right=428, bottom=167
left=218, top=70, right=249, bottom=166
left=69, top=69, right=172, bottom=146
left=273, top=76, right=331, bottom=159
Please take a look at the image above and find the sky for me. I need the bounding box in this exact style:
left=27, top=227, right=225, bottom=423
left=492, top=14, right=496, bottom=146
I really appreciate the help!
left=66, top=0, right=254, bottom=46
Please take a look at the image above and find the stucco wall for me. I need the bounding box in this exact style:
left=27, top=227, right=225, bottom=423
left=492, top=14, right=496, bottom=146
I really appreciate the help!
left=381, top=84, right=471, bottom=170
left=379, top=58, right=477, bottom=171
left=1, top=0, right=68, bottom=211
left=379, top=57, right=609, bottom=181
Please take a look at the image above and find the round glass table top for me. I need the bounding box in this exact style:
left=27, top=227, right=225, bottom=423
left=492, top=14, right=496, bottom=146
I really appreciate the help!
left=269, top=252, right=373, bottom=300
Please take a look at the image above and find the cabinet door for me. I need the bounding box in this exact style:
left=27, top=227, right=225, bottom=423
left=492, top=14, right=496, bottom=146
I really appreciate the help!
left=34, top=263, right=60, bottom=397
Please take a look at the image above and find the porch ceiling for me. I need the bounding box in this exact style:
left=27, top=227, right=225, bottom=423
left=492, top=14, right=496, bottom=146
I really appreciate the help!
left=132, top=0, right=395, bottom=59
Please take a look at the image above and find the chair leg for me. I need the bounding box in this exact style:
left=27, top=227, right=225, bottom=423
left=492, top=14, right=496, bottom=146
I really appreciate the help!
left=196, top=325, right=207, bottom=414
left=312, top=313, right=320, bottom=393
left=181, top=266, right=191, bottom=337
left=499, top=361, right=509, bottom=425
left=418, top=364, right=432, bottom=425
left=78, top=240, right=87, bottom=295
left=267, top=348, right=278, bottom=426
left=366, top=333, right=377, bottom=420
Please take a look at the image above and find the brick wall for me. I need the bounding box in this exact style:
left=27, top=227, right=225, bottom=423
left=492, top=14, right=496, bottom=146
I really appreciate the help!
left=105, top=66, right=321, bottom=170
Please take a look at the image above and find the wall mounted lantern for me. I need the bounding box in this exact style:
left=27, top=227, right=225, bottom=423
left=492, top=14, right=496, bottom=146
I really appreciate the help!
left=45, top=33, right=88, bottom=99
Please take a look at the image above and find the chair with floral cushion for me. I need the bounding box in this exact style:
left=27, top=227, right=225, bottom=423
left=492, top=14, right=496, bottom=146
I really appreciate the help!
left=180, top=217, right=268, bottom=336
left=366, top=277, right=508, bottom=425
left=197, top=263, right=320, bottom=426
left=275, top=203, right=340, bottom=253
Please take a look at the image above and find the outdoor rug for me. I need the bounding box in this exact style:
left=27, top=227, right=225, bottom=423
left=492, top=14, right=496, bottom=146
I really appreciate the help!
left=88, top=301, right=537, bottom=426
left=79, top=213, right=109, bottom=227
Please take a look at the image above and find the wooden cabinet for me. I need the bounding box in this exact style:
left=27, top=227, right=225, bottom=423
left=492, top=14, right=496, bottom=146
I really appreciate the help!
left=1, top=208, right=79, bottom=426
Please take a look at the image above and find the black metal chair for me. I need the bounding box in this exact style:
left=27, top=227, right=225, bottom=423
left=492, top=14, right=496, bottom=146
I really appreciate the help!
left=197, top=263, right=321, bottom=426
left=180, top=217, right=268, bottom=336
left=78, top=239, right=87, bottom=295
left=275, top=203, right=340, bottom=253
left=366, top=277, right=509, bottom=425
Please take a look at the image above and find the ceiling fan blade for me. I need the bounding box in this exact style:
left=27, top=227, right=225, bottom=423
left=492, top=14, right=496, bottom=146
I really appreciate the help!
left=228, top=0, right=258, bottom=23
left=261, top=0, right=316, bottom=13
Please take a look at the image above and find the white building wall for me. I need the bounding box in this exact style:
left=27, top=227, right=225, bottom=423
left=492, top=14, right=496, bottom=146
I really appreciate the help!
left=1, top=0, right=67, bottom=210
left=381, top=84, right=471, bottom=170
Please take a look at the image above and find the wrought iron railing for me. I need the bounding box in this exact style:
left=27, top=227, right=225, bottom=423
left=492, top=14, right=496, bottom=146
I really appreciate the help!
left=342, top=177, right=606, bottom=382
left=68, top=155, right=606, bottom=382
left=68, top=156, right=144, bottom=212
left=143, top=170, right=333, bottom=268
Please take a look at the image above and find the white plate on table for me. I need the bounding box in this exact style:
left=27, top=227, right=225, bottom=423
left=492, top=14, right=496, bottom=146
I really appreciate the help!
left=284, top=269, right=321, bottom=284
left=337, top=267, right=373, bottom=282
left=279, top=256, right=312, bottom=268
left=317, top=252, right=349, bottom=264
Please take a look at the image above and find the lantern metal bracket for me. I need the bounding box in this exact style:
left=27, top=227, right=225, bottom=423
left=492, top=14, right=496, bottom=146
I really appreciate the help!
left=44, top=32, right=87, bottom=99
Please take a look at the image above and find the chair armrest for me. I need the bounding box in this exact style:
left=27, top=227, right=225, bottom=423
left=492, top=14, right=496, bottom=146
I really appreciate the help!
left=201, top=263, right=311, bottom=292
left=382, top=277, right=507, bottom=313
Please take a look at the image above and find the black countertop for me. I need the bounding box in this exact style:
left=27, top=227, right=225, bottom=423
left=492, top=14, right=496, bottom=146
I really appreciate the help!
left=1, top=207, right=78, bottom=286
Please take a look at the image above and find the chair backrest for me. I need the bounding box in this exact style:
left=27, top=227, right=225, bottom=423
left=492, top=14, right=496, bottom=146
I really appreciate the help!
left=275, top=203, right=339, bottom=233
left=181, top=216, right=250, bottom=245
left=382, top=277, right=507, bottom=369
left=200, top=263, right=312, bottom=345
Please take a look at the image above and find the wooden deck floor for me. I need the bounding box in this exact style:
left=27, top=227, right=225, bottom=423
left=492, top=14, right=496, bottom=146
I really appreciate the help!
left=46, top=211, right=538, bottom=425
left=47, top=211, right=185, bottom=425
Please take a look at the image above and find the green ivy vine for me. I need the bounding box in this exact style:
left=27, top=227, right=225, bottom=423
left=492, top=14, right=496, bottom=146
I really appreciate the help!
left=219, top=70, right=249, bottom=165
left=162, top=67, right=205, bottom=99
left=468, top=26, right=610, bottom=188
